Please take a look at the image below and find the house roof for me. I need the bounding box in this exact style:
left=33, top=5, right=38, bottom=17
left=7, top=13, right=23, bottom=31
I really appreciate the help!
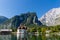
left=0, top=29, right=12, bottom=32
left=18, top=24, right=27, bottom=29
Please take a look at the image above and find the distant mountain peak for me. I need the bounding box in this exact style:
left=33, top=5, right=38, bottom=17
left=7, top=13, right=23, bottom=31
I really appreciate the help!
left=0, top=16, right=8, bottom=24
left=40, top=7, right=60, bottom=26
left=46, top=7, right=60, bottom=15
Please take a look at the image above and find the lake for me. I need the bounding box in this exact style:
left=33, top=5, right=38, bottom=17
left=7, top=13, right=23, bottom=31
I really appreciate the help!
left=0, top=33, right=60, bottom=40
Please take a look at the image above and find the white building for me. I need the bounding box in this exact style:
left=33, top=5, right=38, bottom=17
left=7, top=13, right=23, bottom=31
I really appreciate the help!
left=17, top=24, right=27, bottom=40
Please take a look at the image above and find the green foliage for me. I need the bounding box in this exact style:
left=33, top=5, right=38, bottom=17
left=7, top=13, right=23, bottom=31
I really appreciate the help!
left=11, top=27, right=17, bottom=32
left=27, top=25, right=60, bottom=33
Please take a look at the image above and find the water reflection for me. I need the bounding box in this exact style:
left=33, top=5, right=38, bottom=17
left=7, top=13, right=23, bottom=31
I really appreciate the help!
left=11, top=34, right=17, bottom=40
left=28, top=34, right=60, bottom=40
left=0, top=33, right=60, bottom=40
left=17, top=28, right=27, bottom=40
left=0, top=34, right=11, bottom=40
left=17, top=33, right=27, bottom=40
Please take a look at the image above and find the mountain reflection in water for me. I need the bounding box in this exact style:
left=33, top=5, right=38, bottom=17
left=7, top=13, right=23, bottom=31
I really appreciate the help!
left=0, top=33, right=60, bottom=40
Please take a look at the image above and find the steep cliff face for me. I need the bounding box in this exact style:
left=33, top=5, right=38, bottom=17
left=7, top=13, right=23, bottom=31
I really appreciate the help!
left=40, top=7, right=60, bottom=26
left=0, top=12, right=42, bottom=29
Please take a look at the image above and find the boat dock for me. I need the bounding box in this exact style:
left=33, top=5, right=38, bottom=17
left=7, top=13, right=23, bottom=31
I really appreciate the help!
left=0, top=29, right=12, bottom=35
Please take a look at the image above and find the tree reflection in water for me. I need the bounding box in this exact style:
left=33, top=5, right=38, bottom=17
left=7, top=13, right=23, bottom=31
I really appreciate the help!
left=0, top=33, right=60, bottom=40
left=0, top=34, right=11, bottom=40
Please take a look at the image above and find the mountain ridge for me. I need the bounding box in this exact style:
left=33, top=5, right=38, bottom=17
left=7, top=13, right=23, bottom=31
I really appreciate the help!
left=0, top=16, right=8, bottom=24
left=40, top=7, right=60, bottom=26
left=0, top=12, right=42, bottom=29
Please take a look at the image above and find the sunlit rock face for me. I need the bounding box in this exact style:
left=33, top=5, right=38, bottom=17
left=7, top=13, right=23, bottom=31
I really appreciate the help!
left=40, top=7, right=60, bottom=26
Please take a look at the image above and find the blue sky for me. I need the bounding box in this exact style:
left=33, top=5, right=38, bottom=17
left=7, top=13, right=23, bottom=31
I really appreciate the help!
left=0, top=0, right=60, bottom=18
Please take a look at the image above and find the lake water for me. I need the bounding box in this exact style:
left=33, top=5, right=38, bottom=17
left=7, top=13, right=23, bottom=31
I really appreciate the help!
left=0, top=33, right=60, bottom=40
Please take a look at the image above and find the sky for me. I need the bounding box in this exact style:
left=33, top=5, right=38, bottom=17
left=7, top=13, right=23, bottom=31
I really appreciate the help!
left=0, top=0, right=60, bottom=18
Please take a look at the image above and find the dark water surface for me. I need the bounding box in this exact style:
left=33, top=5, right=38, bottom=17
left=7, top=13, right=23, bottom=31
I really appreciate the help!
left=0, top=33, right=60, bottom=40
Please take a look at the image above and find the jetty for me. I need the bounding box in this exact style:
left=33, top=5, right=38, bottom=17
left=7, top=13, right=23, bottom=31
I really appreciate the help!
left=0, top=29, right=12, bottom=35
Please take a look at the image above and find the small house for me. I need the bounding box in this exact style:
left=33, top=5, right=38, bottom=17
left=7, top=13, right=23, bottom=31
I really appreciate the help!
left=17, top=24, right=27, bottom=34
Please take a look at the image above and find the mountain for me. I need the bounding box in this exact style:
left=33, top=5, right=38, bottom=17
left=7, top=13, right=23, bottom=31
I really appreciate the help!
left=40, top=7, right=60, bottom=26
left=0, top=16, right=8, bottom=24
left=0, top=12, right=42, bottom=29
